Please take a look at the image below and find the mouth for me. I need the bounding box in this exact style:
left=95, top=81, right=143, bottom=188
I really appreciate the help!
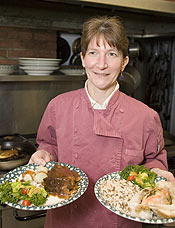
left=94, top=72, right=109, bottom=76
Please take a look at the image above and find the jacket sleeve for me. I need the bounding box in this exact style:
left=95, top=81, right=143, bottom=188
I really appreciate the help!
left=36, top=100, right=58, bottom=161
left=143, top=111, right=168, bottom=171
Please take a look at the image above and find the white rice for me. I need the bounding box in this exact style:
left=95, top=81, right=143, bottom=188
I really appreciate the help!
left=99, top=178, right=141, bottom=215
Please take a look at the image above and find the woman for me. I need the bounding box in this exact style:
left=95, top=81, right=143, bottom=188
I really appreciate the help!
left=29, top=16, right=174, bottom=228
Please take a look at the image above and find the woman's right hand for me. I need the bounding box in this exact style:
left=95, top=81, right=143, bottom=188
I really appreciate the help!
left=28, top=150, right=54, bottom=166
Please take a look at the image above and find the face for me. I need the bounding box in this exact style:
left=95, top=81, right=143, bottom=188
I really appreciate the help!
left=81, top=35, right=129, bottom=93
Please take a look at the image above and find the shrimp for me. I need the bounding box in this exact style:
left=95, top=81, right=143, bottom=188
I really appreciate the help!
left=141, top=187, right=171, bottom=206
left=156, top=180, right=175, bottom=204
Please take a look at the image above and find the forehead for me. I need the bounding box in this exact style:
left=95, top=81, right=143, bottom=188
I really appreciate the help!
left=88, top=35, right=117, bottom=50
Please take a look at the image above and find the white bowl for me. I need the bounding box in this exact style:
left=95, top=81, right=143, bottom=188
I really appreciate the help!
left=21, top=70, right=56, bottom=76
left=60, top=69, right=83, bottom=75
left=59, top=67, right=84, bottom=76
left=19, top=65, right=59, bottom=76
left=0, top=64, right=16, bottom=75
left=20, top=65, right=59, bottom=70
left=19, top=58, right=61, bottom=66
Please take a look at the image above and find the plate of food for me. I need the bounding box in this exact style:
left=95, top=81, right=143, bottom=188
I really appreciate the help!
left=94, top=165, right=175, bottom=224
left=0, top=162, right=88, bottom=210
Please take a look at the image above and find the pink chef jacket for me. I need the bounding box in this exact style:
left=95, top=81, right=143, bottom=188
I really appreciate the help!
left=36, top=88, right=168, bottom=228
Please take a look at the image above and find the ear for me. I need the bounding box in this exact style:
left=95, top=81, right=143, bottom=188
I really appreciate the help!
left=80, top=52, right=85, bottom=68
left=121, top=56, right=129, bottom=72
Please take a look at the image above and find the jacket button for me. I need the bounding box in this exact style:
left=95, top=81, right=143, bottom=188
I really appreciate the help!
left=74, top=153, right=79, bottom=159
left=119, top=108, right=124, bottom=113
left=74, top=128, right=78, bottom=133
left=74, top=204, right=78, bottom=208
left=111, top=157, right=116, bottom=163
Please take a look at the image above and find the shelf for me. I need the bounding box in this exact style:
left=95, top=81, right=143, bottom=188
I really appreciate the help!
left=0, top=75, right=87, bottom=82
left=73, top=0, right=175, bottom=15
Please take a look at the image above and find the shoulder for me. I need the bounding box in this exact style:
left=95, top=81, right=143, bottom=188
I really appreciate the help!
left=50, top=88, right=83, bottom=105
left=120, top=92, right=159, bottom=122
left=45, top=88, right=84, bottom=114
left=120, top=92, right=153, bottom=112
left=119, top=92, right=163, bottom=134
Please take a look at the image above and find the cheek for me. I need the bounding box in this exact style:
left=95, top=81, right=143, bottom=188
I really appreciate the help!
left=110, top=63, right=122, bottom=73
left=83, top=57, right=96, bottom=69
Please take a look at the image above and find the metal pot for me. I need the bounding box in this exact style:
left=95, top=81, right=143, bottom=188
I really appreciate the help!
left=72, top=37, right=81, bottom=54
left=128, top=42, right=140, bottom=58
left=118, top=65, right=141, bottom=96
left=57, top=37, right=71, bottom=64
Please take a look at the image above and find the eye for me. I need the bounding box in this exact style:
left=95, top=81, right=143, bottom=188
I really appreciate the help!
left=87, top=50, right=96, bottom=56
left=108, top=52, right=118, bottom=57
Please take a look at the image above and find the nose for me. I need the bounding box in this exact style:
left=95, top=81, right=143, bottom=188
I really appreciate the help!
left=97, top=55, right=108, bottom=69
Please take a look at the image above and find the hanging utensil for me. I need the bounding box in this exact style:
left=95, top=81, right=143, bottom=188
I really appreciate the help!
left=72, top=37, right=81, bottom=54
left=57, top=37, right=71, bottom=64
left=128, top=41, right=140, bottom=58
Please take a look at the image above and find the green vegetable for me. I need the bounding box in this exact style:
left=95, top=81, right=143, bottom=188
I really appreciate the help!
left=138, top=172, right=148, bottom=180
left=0, top=180, right=48, bottom=206
left=120, top=165, right=157, bottom=189
left=30, top=193, right=48, bottom=206
left=0, top=180, right=19, bottom=204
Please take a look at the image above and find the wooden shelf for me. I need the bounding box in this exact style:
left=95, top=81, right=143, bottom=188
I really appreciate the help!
left=73, top=0, right=175, bottom=15
left=0, top=75, right=87, bottom=82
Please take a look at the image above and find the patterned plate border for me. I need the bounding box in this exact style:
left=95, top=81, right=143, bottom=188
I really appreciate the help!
left=0, top=161, right=89, bottom=211
left=94, top=171, right=175, bottom=224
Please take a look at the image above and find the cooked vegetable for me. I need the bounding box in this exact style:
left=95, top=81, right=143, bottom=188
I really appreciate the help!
left=22, top=188, right=28, bottom=195
left=128, top=175, right=136, bottom=181
left=30, top=193, right=48, bottom=206
left=120, top=165, right=157, bottom=188
left=22, top=199, right=31, bottom=206
left=0, top=179, right=48, bottom=206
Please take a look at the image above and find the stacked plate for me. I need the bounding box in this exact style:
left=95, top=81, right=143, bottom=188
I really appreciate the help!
left=18, top=58, right=61, bottom=76
left=0, top=64, right=17, bottom=75
left=59, top=66, right=84, bottom=76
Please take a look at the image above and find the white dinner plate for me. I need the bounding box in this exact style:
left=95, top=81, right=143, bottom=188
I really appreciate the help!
left=19, top=58, right=61, bottom=65
left=0, top=162, right=88, bottom=211
left=94, top=171, right=175, bottom=224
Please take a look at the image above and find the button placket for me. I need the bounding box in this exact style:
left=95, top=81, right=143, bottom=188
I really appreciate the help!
left=72, top=101, right=80, bottom=164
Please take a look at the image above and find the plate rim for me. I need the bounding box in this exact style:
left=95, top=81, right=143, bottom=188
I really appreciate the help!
left=0, top=161, right=89, bottom=211
left=94, top=171, right=175, bottom=224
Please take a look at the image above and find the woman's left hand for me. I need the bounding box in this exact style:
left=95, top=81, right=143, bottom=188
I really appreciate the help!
left=151, top=168, right=175, bottom=182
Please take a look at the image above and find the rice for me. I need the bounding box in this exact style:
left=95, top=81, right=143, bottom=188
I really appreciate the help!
left=99, top=178, right=141, bottom=215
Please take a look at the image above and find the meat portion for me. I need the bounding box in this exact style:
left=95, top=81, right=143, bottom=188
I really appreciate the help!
left=141, top=187, right=171, bottom=206
left=43, top=164, right=81, bottom=199
left=0, top=149, right=18, bottom=159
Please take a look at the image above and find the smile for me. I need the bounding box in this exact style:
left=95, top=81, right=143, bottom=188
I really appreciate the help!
left=94, top=72, right=109, bottom=76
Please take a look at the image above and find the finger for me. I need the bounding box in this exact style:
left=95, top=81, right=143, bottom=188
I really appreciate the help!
left=29, top=158, right=46, bottom=166
left=166, top=173, right=175, bottom=182
left=43, top=154, right=52, bottom=162
left=28, top=154, right=45, bottom=166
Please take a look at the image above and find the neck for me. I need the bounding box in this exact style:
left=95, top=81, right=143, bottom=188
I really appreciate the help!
left=87, top=82, right=116, bottom=104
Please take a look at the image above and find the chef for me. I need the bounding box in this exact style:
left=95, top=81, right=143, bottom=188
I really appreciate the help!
left=29, top=15, right=175, bottom=228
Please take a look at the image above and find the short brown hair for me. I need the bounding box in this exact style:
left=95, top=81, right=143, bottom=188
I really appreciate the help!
left=81, top=15, right=129, bottom=57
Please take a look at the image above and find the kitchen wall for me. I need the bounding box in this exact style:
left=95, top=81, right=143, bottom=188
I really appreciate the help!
left=0, top=27, right=57, bottom=65
left=1, top=0, right=175, bottom=64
